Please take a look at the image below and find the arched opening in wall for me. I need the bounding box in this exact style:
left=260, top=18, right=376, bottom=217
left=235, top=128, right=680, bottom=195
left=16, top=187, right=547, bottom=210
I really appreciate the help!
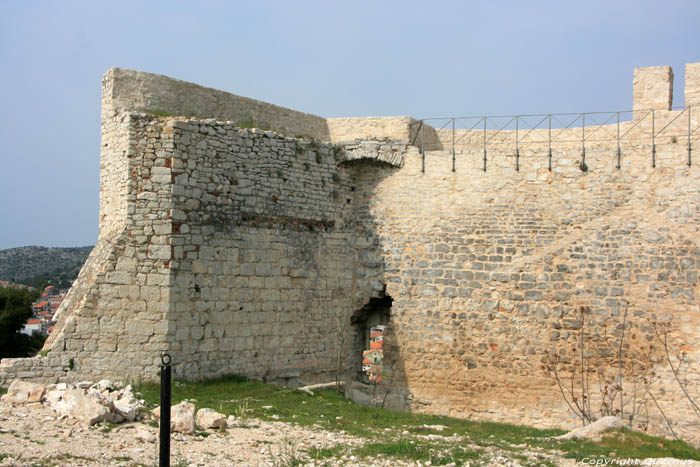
left=351, top=295, right=393, bottom=384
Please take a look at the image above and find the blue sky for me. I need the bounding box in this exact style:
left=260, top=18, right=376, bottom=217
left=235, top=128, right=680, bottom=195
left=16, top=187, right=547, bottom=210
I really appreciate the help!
left=1, top=0, right=698, bottom=250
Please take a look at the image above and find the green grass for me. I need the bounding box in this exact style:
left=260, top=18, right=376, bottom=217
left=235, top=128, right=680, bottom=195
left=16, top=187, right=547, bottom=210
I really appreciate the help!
left=25, top=453, right=96, bottom=466
left=149, top=109, right=174, bottom=117
left=0, top=387, right=7, bottom=397
left=552, top=428, right=700, bottom=461
left=148, top=109, right=214, bottom=121
left=99, top=421, right=120, bottom=433
left=236, top=117, right=272, bottom=131
left=310, top=440, right=480, bottom=464
left=134, top=375, right=700, bottom=465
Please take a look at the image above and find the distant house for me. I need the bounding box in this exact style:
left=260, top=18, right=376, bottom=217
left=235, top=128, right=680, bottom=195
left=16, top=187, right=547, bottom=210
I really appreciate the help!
left=369, top=325, right=384, bottom=349
left=21, top=319, right=42, bottom=336
left=362, top=325, right=386, bottom=383
left=362, top=348, right=383, bottom=365
left=0, top=281, right=35, bottom=291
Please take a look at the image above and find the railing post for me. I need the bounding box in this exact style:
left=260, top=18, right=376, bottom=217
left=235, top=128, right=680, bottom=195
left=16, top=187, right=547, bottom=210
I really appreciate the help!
left=421, top=121, right=425, bottom=174
left=482, top=117, right=487, bottom=172
left=452, top=118, right=456, bottom=172
left=580, top=113, right=587, bottom=171
left=160, top=354, right=172, bottom=467
left=548, top=114, right=552, bottom=171
left=616, top=111, right=621, bottom=169
left=652, top=109, right=656, bottom=168
left=515, top=116, right=519, bottom=172
left=688, top=106, right=692, bottom=166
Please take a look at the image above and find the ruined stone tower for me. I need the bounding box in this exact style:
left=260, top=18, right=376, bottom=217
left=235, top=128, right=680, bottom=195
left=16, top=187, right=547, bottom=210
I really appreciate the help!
left=2, top=63, right=700, bottom=443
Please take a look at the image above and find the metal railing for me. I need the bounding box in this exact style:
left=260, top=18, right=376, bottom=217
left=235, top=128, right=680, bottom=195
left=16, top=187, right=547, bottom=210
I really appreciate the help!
left=409, top=106, right=700, bottom=173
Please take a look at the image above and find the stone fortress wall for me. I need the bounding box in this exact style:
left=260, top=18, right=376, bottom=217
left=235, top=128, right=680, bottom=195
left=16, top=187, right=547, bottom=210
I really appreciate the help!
left=1, top=64, right=699, bottom=443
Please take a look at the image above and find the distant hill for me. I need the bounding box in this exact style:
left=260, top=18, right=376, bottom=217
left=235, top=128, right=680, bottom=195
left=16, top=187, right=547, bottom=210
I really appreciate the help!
left=0, top=246, right=93, bottom=289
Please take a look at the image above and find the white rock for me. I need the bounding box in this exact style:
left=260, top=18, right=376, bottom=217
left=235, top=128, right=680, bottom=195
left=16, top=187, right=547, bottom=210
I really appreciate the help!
left=153, top=402, right=196, bottom=434
left=114, top=397, right=137, bottom=422
left=135, top=429, right=157, bottom=443
left=171, top=401, right=195, bottom=434
left=44, top=388, right=65, bottom=405
left=556, top=416, right=622, bottom=440
left=52, top=389, right=109, bottom=426
left=195, top=408, right=226, bottom=429
left=87, top=388, right=114, bottom=411
left=106, top=412, right=124, bottom=424
left=2, top=380, right=45, bottom=405
left=94, top=379, right=113, bottom=391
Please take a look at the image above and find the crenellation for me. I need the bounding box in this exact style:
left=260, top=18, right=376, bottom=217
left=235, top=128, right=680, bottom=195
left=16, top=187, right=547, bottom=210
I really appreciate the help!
left=685, top=62, right=700, bottom=107
left=2, top=63, right=700, bottom=445
left=633, top=65, right=674, bottom=117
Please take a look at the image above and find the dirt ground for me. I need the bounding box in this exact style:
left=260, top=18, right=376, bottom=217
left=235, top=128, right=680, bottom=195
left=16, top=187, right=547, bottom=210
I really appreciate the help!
left=1, top=398, right=696, bottom=466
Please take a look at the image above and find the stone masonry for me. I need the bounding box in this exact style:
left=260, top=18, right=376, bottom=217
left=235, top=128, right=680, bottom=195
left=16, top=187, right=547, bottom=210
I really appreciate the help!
left=1, top=64, right=699, bottom=444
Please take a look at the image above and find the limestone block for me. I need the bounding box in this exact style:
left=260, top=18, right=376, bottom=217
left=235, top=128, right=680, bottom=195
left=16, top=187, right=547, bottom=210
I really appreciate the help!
left=195, top=408, right=226, bottom=429
left=52, top=389, right=109, bottom=426
left=114, top=397, right=137, bottom=422
left=148, top=244, right=171, bottom=260
left=170, top=401, right=195, bottom=434
left=1, top=380, right=46, bottom=405
left=190, top=325, right=204, bottom=340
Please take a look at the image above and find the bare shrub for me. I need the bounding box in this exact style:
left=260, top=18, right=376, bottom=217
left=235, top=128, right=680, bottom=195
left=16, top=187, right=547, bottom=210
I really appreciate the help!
left=544, top=302, right=661, bottom=430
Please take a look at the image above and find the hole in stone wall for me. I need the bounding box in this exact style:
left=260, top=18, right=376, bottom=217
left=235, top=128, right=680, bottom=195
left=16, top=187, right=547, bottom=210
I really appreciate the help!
left=351, top=295, right=392, bottom=384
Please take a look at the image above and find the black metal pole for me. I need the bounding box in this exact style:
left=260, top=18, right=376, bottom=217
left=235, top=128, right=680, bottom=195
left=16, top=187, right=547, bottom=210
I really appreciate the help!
left=688, top=106, right=692, bottom=166
left=616, top=112, right=621, bottom=169
left=581, top=113, right=586, bottom=171
left=548, top=115, right=552, bottom=172
left=160, top=354, right=172, bottom=467
left=482, top=117, right=487, bottom=172
left=452, top=118, right=455, bottom=173
left=515, top=116, right=519, bottom=172
left=421, top=121, right=425, bottom=174
left=652, top=109, right=656, bottom=168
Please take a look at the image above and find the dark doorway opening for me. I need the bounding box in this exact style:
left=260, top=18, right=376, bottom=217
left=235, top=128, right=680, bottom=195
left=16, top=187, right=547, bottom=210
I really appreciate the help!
left=351, top=295, right=393, bottom=383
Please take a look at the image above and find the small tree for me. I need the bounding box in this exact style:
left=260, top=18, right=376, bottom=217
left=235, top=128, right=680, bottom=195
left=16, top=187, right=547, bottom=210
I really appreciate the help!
left=545, top=302, right=661, bottom=429
left=0, top=285, right=43, bottom=358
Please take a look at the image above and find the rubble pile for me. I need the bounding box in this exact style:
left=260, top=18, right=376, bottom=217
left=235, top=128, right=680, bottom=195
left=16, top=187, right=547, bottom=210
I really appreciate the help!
left=1, top=378, right=144, bottom=426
